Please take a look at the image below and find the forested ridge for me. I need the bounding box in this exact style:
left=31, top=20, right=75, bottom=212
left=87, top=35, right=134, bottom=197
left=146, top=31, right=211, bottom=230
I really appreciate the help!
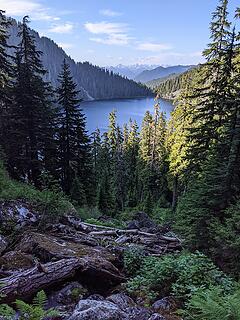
left=7, top=18, right=152, bottom=101
left=148, top=67, right=197, bottom=100
left=0, top=1, right=240, bottom=319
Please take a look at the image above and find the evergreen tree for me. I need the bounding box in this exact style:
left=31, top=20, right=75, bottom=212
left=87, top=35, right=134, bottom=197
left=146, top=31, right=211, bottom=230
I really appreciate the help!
left=9, top=16, right=55, bottom=186
left=174, top=1, right=240, bottom=254
left=56, top=59, right=93, bottom=205
left=0, top=11, right=14, bottom=161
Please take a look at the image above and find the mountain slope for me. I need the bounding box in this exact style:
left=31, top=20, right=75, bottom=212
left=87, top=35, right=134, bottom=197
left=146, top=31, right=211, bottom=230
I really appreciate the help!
left=134, top=65, right=194, bottom=83
left=7, top=19, right=152, bottom=100
left=156, top=67, right=198, bottom=100
left=146, top=73, right=179, bottom=89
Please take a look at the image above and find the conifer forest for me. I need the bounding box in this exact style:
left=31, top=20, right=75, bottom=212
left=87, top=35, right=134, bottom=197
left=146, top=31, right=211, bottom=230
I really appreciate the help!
left=0, top=1, right=240, bottom=319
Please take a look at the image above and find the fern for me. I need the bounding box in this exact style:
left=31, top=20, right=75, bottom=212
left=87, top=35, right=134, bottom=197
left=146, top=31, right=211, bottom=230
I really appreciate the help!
left=184, top=287, right=240, bottom=320
left=0, top=304, right=15, bottom=319
left=15, top=290, right=59, bottom=320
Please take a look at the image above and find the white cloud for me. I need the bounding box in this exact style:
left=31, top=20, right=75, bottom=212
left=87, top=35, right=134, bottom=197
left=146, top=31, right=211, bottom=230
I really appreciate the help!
left=49, top=23, right=74, bottom=34
left=84, top=22, right=128, bottom=35
left=99, top=9, right=122, bottom=17
left=84, top=21, right=131, bottom=46
left=90, top=33, right=132, bottom=46
left=137, top=42, right=172, bottom=52
left=136, top=51, right=204, bottom=65
left=0, top=0, right=59, bottom=21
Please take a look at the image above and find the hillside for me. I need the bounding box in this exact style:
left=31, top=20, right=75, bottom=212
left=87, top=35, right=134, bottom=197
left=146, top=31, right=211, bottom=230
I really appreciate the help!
left=146, top=73, right=179, bottom=89
left=134, top=65, right=194, bottom=83
left=154, top=67, right=198, bottom=100
left=7, top=19, right=152, bottom=101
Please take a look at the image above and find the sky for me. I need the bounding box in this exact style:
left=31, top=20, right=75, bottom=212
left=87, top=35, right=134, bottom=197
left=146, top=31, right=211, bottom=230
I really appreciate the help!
left=1, top=0, right=239, bottom=67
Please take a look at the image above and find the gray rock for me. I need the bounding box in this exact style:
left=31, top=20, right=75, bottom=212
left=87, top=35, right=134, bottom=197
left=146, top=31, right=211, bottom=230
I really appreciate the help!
left=0, top=235, right=8, bottom=255
left=0, top=201, right=38, bottom=230
left=152, top=297, right=173, bottom=313
left=107, top=293, right=136, bottom=310
left=87, top=294, right=105, bottom=301
left=68, top=299, right=127, bottom=320
left=48, top=282, right=88, bottom=307
left=127, top=220, right=140, bottom=230
left=125, top=306, right=151, bottom=320
left=148, top=314, right=166, bottom=320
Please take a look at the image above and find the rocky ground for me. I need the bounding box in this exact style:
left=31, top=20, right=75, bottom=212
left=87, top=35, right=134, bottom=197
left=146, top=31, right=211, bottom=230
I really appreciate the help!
left=0, top=201, right=182, bottom=319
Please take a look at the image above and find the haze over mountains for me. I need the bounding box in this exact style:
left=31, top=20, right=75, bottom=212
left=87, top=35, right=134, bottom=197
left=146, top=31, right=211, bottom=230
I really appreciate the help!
left=106, top=64, right=195, bottom=84
left=106, top=64, right=159, bottom=80
left=7, top=18, right=152, bottom=101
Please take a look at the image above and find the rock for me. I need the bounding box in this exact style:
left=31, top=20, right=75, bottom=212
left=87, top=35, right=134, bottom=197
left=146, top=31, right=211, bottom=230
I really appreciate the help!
left=0, top=200, right=38, bottom=230
left=0, top=235, right=8, bottom=255
left=0, top=251, right=35, bottom=270
left=68, top=299, right=127, bottom=320
left=107, top=293, right=136, bottom=310
left=127, top=220, right=140, bottom=230
left=87, top=294, right=105, bottom=301
left=48, top=281, right=88, bottom=307
left=148, top=314, right=166, bottom=320
left=125, top=306, right=151, bottom=320
left=134, top=212, right=156, bottom=228
left=152, top=297, right=177, bottom=314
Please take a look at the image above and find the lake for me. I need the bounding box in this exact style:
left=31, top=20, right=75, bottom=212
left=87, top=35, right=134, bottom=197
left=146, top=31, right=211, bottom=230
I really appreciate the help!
left=81, top=97, right=174, bottom=133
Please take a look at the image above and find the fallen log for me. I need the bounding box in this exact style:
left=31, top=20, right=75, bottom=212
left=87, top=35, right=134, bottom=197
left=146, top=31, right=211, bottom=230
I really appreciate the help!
left=0, top=256, right=125, bottom=303
left=0, top=258, right=82, bottom=302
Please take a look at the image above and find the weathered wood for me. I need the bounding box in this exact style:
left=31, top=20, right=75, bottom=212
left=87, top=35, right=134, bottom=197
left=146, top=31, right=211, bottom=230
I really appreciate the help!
left=0, top=256, right=124, bottom=302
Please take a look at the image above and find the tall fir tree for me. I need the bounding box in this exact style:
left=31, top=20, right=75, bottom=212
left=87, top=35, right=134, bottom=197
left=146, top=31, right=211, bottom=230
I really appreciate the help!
left=56, top=59, right=93, bottom=205
left=0, top=11, right=14, bottom=161
left=9, top=16, right=55, bottom=186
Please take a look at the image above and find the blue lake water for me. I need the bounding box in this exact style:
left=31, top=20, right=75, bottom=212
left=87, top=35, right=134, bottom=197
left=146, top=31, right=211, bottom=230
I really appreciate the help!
left=81, top=97, right=174, bottom=133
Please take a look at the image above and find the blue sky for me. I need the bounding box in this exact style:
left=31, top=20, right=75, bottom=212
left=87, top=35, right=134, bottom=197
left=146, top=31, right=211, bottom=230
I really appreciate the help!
left=1, top=0, right=239, bottom=66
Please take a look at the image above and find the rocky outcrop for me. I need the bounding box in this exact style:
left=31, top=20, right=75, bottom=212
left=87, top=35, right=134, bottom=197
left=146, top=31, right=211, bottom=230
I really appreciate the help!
left=0, top=235, right=8, bottom=255
left=68, top=299, right=127, bottom=320
left=0, top=203, right=182, bottom=319
left=0, top=201, right=38, bottom=229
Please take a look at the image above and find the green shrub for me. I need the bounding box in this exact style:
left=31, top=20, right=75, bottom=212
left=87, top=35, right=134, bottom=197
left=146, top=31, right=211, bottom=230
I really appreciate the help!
left=85, top=217, right=125, bottom=228
left=184, top=286, right=240, bottom=320
left=0, top=161, right=73, bottom=224
left=126, top=251, right=234, bottom=303
left=210, top=200, right=240, bottom=276
left=151, top=207, right=173, bottom=225
left=124, top=246, right=146, bottom=276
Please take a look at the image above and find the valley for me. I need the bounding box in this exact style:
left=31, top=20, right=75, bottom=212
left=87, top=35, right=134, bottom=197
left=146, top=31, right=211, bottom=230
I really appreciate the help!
left=0, top=1, right=240, bottom=320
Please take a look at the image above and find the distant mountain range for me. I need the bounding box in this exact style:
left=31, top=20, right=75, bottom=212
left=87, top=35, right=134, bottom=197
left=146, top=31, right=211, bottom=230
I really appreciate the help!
left=106, top=64, right=158, bottom=80
left=134, top=65, right=195, bottom=83
left=7, top=19, right=152, bottom=101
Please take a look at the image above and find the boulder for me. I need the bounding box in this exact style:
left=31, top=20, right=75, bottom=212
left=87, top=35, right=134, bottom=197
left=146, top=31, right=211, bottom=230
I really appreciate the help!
left=0, top=235, right=8, bottom=255
left=107, top=293, right=136, bottom=309
left=148, top=314, right=166, bottom=320
left=0, top=200, right=38, bottom=229
left=152, top=297, right=176, bottom=314
left=125, top=306, right=151, bottom=320
left=68, top=299, right=127, bottom=320
left=87, top=294, right=105, bottom=301
left=48, top=281, right=88, bottom=307
left=127, top=212, right=158, bottom=232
